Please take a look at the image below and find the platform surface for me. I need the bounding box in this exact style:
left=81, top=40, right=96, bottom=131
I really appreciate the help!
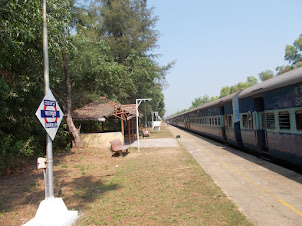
left=168, top=126, right=302, bottom=226
left=131, top=138, right=179, bottom=148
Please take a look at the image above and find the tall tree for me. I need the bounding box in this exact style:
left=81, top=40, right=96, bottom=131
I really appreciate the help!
left=62, top=52, right=81, bottom=147
left=72, top=0, right=172, bottom=117
left=100, top=0, right=158, bottom=63
left=285, top=34, right=302, bottom=67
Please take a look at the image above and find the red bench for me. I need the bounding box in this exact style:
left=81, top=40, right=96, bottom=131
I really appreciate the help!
left=142, top=129, right=149, bottom=138
left=109, top=139, right=129, bottom=157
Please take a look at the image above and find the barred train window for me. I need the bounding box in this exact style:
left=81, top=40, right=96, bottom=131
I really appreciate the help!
left=214, top=118, right=217, bottom=126
left=218, top=117, right=221, bottom=126
left=266, top=113, right=275, bottom=129
left=296, top=111, right=302, bottom=130
left=279, top=112, right=290, bottom=130
left=242, top=114, right=248, bottom=128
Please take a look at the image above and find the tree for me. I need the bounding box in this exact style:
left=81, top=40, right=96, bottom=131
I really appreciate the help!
left=220, top=86, right=231, bottom=97
left=72, top=0, right=172, bottom=118
left=246, top=76, right=258, bottom=86
left=100, top=0, right=158, bottom=63
left=0, top=0, right=75, bottom=172
left=285, top=34, right=302, bottom=66
left=258, top=70, right=274, bottom=81
left=191, top=95, right=210, bottom=108
left=275, top=65, right=295, bottom=75
left=62, top=52, right=81, bottom=147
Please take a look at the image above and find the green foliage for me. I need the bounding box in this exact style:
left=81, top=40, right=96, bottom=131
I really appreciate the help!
left=71, top=0, right=171, bottom=117
left=191, top=95, right=210, bottom=108
left=0, top=0, right=171, bottom=173
left=246, top=76, right=258, bottom=86
left=258, top=70, right=274, bottom=81
left=0, top=0, right=74, bottom=173
left=285, top=34, right=302, bottom=65
left=0, top=136, right=36, bottom=173
left=220, top=86, right=231, bottom=97
left=100, top=0, right=158, bottom=63
left=275, top=65, right=295, bottom=75
left=220, top=76, right=258, bottom=98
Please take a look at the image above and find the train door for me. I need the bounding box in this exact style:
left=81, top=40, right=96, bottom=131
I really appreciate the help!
left=220, top=106, right=227, bottom=141
left=252, top=97, right=268, bottom=153
left=185, top=113, right=189, bottom=130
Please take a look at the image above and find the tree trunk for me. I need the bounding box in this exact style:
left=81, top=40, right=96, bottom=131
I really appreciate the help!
left=62, top=51, right=81, bottom=147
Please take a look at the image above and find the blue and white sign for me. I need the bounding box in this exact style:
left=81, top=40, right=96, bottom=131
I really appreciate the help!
left=35, top=89, right=63, bottom=140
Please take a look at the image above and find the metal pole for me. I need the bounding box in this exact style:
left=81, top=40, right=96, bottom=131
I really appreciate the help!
left=136, top=98, right=151, bottom=152
left=151, top=111, right=154, bottom=130
left=145, top=106, right=147, bottom=132
left=136, top=99, right=140, bottom=152
left=43, top=0, right=54, bottom=199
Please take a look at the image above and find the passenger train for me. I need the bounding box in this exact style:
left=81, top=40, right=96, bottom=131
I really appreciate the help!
left=168, top=67, right=302, bottom=171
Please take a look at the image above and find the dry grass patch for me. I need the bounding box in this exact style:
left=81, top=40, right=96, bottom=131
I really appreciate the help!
left=75, top=147, right=252, bottom=225
left=0, top=126, right=252, bottom=225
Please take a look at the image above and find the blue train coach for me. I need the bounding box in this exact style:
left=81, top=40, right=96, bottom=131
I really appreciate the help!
left=168, top=67, right=302, bottom=170
left=238, top=67, right=302, bottom=168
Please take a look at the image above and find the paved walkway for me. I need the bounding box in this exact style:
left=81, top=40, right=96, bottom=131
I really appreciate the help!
left=168, top=126, right=302, bottom=226
left=130, top=138, right=179, bottom=148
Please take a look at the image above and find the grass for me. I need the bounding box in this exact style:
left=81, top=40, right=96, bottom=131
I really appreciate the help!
left=0, top=124, right=253, bottom=225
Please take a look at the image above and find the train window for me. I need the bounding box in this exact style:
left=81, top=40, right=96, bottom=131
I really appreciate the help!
left=296, top=110, right=302, bottom=130
left=242, top=114, right=248, bottom=128
left=279, top=111, right=290, bottom=130
left=214, top=118, right=217, bottom=126
left=228, top=115, right=232, bottom=127
left=218, top=117, right=221, bottom=126
left=266, top=113, right=275, bottom=129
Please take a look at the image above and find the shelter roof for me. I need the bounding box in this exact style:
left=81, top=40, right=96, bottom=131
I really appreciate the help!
left=72, top=97, right=140, bottom=121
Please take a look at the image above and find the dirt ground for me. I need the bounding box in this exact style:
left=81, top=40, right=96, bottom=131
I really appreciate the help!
left=0, top=125, right=252, bottom=225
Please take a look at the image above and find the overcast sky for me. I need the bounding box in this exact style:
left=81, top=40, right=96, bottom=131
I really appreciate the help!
left=147, top=0, right=302, bottom=117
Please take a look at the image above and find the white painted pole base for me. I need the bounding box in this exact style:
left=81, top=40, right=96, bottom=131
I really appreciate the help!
left=24, top=198, right=78, bottom=226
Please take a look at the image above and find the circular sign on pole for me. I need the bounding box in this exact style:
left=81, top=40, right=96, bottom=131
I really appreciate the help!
left=35, top=89, right=63, bottom=140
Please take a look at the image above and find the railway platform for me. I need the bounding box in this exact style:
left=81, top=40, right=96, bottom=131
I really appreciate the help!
left=168, top=125, right=302, bottom=226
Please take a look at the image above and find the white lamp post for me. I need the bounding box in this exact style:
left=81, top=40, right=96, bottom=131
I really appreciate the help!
left=136, top=98, right=151, bottom=151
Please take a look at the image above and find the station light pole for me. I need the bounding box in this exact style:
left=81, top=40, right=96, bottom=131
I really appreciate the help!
left=42, top=0, right=53, bottom=199
left=136, top=98, right=151, bottom=151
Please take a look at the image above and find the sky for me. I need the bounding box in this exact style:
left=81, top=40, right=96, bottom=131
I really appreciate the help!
left=146, top=0, right=302, bottom=117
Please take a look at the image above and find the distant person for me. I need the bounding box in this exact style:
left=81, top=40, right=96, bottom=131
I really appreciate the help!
left=167, top=120, right=169, bottom=126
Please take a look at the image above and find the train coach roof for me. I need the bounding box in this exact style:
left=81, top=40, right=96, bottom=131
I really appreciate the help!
left=239, top=67, right=302, bottom=99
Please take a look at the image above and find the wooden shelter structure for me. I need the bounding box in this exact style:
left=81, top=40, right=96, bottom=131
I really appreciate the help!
left=72, top=97, right=140, bottom=143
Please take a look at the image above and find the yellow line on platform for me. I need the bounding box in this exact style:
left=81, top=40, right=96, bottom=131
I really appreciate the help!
left=191, top=139, right=302, bottom=218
